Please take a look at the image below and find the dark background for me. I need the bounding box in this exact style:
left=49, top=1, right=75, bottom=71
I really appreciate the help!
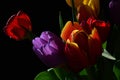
left=0, top=0, right=72, bottom=80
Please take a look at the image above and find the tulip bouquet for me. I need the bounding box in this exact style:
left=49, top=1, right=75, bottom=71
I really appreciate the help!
left=3, top=0, right=120, bottom=80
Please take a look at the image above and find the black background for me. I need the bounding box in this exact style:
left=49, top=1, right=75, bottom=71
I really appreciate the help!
left=0, top=0, right=72, bottom=80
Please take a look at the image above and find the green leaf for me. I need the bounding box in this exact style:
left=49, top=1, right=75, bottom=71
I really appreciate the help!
left=79, top=69, right=88, bottom=76
left=53, top=67, right=80, bottom=80
left=59, top=11, right=64, bottom=31
left=53, top=67, right=67, bottom=80
left=102, top=41, right=107, bottom=49
left=53, top=67, right=72, bottom=80
left=102, top=49, right=116, bottom=60
left=113, top=60, right=120, bottom=80
left=34, top=68, right=59, bottom=80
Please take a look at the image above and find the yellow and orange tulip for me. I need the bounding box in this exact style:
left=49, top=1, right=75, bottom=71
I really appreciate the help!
left=66, top=0, right=100, bottom=21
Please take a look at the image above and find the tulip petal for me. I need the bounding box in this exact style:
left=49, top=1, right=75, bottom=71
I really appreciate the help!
left=60, top=21, right=82, bottom=41
left=69, top=30, right=89, bottom=52
left=77, top=4, right=96, bottom=22
left=88, top=28, right=102, bottom=65
left=93, top=20, right=110, bottom=43
left=17, top=10, right=32, bottom=31
left=83, top=0, right=100, bottom=16
left=66, top=0, right=83, bottom=8
left=65, top=40, right=88, bottom=72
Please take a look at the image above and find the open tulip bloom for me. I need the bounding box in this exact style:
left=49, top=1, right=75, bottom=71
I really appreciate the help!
left=3, top=0, right=120, bottom=80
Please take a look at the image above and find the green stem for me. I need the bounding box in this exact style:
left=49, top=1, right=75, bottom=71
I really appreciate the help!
left=70, top=0, right=77, bottom=22
left=86, top=66, right=96, bottom=80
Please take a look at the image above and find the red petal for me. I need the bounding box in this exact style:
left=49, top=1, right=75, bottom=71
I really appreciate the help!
left=88, top=28, right=102, bottom=65
left=65, top=40, right=88, bottom=72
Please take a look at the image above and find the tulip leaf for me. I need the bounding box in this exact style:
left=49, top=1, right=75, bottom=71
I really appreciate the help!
left=53, top=67, right=79, bottom=80
left=79, top=69, right=88, bottom=76
left=102, top=41, right=107, bottom=49
left=113, top=60, right=120, bottom=80
left=102, top=49, right=116, bottom=60
left=53, top=67, right=68, bottom=80
left=59, top=11, right=64, bottom=31
left=34, top=68, right=59, bottom=80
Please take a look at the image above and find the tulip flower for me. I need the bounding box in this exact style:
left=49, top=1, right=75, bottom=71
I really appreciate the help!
left=86, top=17, right=110, bottom=43
left=3, top=10, right=32, bottom=41
left=64, top=28, right=102, bottom=72
left=109, top=0, right=120, bottom=24
left=66, top=0, right=100, bottom=20
left=83, top=0, right=100, bottom=16
left=76, top=4, right=96, bottom=22
left=60, top=17, right=107, bottom=72
left=32, top=31, right=65, bottom=67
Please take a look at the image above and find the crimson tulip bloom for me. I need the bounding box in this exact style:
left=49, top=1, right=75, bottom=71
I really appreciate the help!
left=85, top=17, right=110, bottom=43
left=60, top=18, right=108, bottom=72
left=64, top=28, right=102, bottom=72
left=32, top=31, right=65, bottom=67
left=3, top=10, right=32, bottom=41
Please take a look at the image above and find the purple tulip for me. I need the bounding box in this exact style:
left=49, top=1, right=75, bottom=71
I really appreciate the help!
left=109, top=0, right=120, bottom=24
left=32, top=31, right=65, bottom=67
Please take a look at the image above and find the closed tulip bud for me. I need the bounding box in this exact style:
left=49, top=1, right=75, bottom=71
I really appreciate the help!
left=32, top=31, right=65, bottom=67
left=3, top=10, right=32, bottom=41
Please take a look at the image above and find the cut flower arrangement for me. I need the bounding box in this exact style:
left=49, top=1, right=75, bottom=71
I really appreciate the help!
left=3, top=0, right=120, bottom=80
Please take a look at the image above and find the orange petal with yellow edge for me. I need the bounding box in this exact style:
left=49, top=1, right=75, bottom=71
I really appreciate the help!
left=60, top=21, right=82, bottom=41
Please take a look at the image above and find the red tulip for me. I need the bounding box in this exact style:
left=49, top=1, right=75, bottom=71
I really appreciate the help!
left=63, top=24, right=103, bottom=72
left=86, top=17, right=110, bottom=43
left=3, top=10, right=32, bottom=41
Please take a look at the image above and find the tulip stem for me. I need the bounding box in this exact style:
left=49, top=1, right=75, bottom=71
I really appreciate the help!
left=71, top=0, right=77, bottom=22
left=86, top=66, right=96, bottom=80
